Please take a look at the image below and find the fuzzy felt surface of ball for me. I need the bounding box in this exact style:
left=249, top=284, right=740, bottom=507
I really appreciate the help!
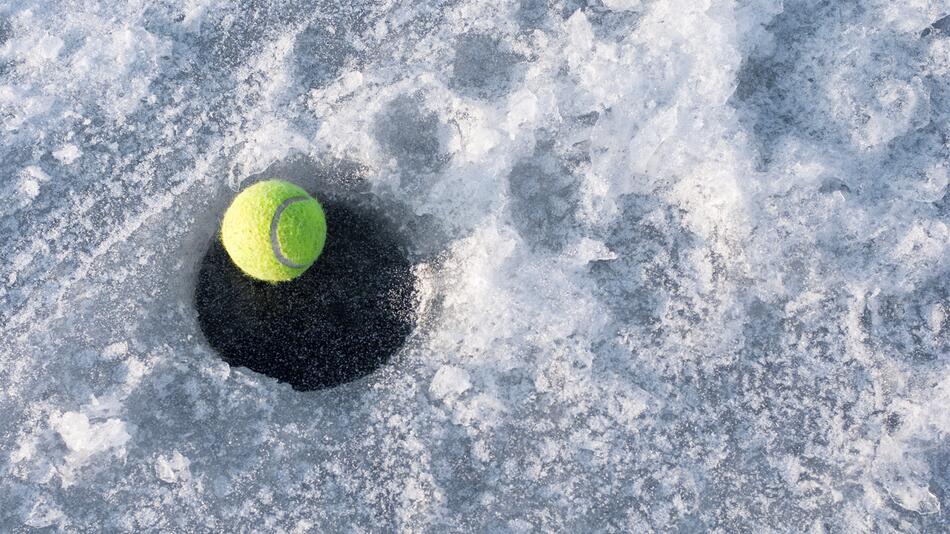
left=221, top=180, right=327, bottom=282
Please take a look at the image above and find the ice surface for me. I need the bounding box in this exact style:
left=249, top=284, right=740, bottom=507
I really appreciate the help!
left=1, top=0, right=948, bottom=531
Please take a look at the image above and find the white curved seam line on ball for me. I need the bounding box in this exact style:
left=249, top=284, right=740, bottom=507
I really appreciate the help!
left=270, top=196, right=309, bottom=269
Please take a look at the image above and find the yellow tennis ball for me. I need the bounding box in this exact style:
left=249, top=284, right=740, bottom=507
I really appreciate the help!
left=221, top=180, right=327, bottom=282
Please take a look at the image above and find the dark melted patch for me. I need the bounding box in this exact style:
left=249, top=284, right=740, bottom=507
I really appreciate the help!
left=195, top=200, right=416, bottom=391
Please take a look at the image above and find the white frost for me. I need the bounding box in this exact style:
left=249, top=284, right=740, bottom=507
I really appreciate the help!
left=51, top=411, right=131, bottom=479
left=52, top=144, right=81, bottom=164
left=1, top=0, right=948, bottom=531
left=155, top=451, right=192, bottom=484
left=429, top=365, right=471, bottom=399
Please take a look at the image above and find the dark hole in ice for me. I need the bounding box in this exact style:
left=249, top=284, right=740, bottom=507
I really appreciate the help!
left=194, top=199, right=416, bottom=391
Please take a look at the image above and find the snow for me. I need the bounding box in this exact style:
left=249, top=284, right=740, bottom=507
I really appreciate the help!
left=430, top=365, right=472, bottom=399
left=155, top=451, right=192, bottom=484
left=49, top=411, right=132, bottom=487
left=52, top=144, right=81, bottom=165
left=1, top=0, right=949, bottom=531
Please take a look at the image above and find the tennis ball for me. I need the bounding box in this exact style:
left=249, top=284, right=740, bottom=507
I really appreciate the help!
left=221, top=180, right=327, bottom=282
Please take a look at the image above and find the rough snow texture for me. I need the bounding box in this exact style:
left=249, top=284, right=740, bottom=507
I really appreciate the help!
left=1, top=0, right=949, bottom=532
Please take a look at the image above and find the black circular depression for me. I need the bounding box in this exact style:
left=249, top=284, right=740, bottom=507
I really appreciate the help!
left=195, top=200, right=416, bottom=391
